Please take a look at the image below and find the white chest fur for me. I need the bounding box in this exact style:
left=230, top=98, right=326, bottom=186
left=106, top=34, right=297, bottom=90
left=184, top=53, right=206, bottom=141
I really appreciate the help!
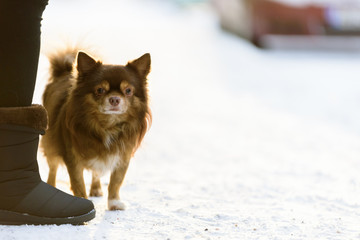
left=87, top=153, right=122, bottom=176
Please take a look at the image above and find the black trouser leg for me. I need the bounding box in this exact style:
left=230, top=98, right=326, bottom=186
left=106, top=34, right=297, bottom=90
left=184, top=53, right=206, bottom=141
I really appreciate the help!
left=0, top=0, right=48, bottom=107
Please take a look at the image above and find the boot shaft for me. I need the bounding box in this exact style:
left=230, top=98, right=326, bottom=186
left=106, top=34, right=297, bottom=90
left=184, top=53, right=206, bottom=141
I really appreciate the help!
left=0, top=105, right=47, bottom=210
left=0, top=124, right=41, bottom=172
left=0, top=105, right=47, bottom=172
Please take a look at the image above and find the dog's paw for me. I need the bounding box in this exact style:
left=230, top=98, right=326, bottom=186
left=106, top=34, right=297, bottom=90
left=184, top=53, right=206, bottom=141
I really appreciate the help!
left=108, top=199, right=126, bottom=211
left=89, top=188, right=103, bottom=197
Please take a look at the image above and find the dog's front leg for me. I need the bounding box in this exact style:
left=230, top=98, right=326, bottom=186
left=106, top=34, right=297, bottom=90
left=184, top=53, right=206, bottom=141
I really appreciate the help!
left=65, top=155, right=87, bottom=198
left=107, top=159, right=130, bottom=210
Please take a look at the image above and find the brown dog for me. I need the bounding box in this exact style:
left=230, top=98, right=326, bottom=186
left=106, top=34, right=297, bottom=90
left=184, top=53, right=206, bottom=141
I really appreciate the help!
left=41, top=49, right=151, bottom=210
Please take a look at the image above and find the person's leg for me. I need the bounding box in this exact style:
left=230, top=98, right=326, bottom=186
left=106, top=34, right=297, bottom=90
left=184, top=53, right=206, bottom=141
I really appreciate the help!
left=0, top=0, right=47, bottom=107
left=0, top=0, right=95, bottom=225
left=0, top=0, right=48, bottom=208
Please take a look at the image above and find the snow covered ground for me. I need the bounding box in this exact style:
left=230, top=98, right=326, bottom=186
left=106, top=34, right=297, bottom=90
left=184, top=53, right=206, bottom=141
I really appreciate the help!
left=2, top=0, right=360, bottom=239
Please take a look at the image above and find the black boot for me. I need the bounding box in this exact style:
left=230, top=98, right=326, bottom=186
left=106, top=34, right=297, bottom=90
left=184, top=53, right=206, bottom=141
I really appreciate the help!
left=0, top=105, right=95, bottom=225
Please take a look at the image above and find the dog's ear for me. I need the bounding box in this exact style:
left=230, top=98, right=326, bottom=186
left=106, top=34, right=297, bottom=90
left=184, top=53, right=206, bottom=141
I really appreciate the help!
left=127, top=53, right=151, bottom=78
left=77, top=51, right=98, bottom=74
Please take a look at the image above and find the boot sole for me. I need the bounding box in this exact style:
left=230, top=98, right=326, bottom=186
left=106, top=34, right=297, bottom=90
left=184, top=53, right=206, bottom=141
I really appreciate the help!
left=0, top=208, right=95, bottom=225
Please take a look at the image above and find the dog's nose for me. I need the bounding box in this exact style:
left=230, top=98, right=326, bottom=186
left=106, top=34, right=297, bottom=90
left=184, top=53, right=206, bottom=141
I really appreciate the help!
left=109, top=96, right=121, bottom=106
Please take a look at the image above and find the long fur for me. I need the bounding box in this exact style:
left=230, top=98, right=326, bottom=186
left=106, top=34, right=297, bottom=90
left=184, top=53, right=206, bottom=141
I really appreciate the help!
left=41, top=48, right=151, bottom=210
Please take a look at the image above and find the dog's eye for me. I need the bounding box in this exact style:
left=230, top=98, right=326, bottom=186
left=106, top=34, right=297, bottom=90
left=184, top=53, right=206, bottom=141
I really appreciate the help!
left=124, top=87, right=133, bottom=96
left=96, top=88, right=106, bottom=95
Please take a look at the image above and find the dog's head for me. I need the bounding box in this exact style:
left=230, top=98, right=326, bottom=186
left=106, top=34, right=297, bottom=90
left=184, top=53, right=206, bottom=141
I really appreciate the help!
left=72, top=51, right=151, bottom=123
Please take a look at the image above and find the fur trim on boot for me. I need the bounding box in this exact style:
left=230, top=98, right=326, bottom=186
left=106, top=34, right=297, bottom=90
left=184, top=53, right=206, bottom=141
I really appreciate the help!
left=0, top=105, right=48, bottom=132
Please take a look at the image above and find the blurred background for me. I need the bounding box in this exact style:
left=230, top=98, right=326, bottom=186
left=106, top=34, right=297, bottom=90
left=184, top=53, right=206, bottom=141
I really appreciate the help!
left=214, top=0, right=360, bottom=49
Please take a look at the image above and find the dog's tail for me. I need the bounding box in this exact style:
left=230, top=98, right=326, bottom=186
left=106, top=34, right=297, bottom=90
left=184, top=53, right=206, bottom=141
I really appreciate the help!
left=48, top=48, right=78, bottom=79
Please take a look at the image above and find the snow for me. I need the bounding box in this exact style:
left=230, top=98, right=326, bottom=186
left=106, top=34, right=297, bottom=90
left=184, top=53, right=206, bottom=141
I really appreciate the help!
left=2, top=0, right=360, bottom=239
